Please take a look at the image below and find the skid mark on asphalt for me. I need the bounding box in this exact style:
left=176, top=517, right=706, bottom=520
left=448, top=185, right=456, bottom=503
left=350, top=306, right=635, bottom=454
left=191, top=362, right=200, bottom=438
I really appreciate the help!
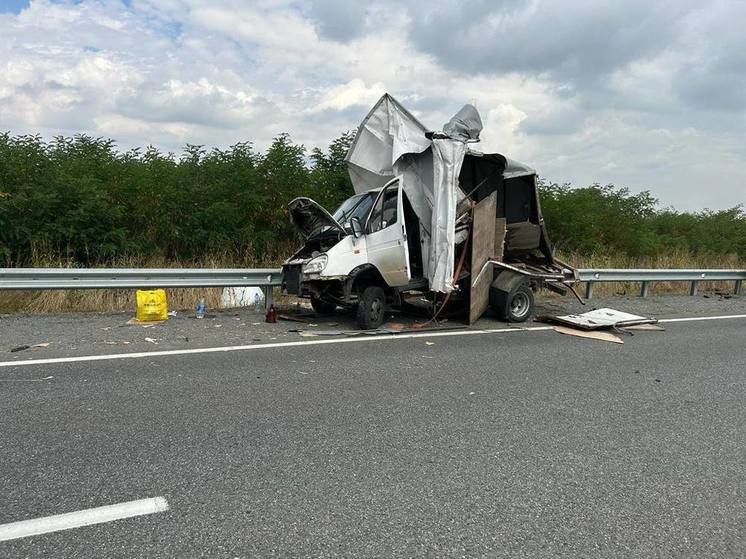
left=0, top=497, right=170, bottom=542
left=0, top=314, right=744, bottom=369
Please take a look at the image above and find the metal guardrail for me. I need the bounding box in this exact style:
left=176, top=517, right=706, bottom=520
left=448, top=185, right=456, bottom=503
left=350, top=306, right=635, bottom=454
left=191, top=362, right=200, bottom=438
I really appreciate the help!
left=0, top=268, right=283, bottom=307
left=0, top=267, right=743, bottom=302
left=577, top=269, right=745, bottom=299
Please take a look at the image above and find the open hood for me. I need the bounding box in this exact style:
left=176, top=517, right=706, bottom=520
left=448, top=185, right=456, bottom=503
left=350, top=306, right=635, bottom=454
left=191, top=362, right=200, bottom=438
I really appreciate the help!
left=288, top=197, right=346, bottom=237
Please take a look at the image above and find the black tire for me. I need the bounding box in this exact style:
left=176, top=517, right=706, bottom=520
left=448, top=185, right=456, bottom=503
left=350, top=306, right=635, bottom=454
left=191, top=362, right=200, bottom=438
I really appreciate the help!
left=356, top=286, right=386, bottom=329
left=310, top=295, right=337, bottom=315
left=490, top=282, right=534, bottom=323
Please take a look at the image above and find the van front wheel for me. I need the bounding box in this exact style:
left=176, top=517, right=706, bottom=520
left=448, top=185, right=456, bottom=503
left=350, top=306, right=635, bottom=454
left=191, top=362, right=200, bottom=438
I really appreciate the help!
left=311, top=295, right=336, bottom=315
left=356, top=286, right=386, bottom=329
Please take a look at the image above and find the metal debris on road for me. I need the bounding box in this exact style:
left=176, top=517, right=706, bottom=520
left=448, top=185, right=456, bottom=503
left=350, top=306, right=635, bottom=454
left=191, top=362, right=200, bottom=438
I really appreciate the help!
left=538, top=308, right=657, bottom=330
left=9, top=342, right=50, bottom=352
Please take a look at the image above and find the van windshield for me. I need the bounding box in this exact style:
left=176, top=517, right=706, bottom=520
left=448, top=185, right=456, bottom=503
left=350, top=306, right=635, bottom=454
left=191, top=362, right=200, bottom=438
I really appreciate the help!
left=332, top=192, right=375, bottom=226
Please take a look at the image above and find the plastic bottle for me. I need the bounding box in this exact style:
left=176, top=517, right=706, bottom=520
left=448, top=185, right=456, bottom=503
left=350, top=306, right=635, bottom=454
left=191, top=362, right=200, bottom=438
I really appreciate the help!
left=196, top=297, right=206, bottom=319
left=265, top=304, right=277, bottom=323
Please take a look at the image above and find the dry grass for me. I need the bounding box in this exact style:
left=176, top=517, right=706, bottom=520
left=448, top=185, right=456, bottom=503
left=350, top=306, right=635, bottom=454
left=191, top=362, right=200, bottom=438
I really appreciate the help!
left=559, top=250, right=744, bottom=296
left=0, top=249, right=742, bottom=314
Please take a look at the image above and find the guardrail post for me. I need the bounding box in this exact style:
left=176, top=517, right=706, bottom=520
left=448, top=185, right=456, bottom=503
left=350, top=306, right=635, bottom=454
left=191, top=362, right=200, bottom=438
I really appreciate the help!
left=585, top=281, right=594, bottom=300
left=640, top=281, right=650, bottom=298
left=689, top=281, right=699, bottom=296
left=262, top=286, right=273, bottom=310
left=736, top=280, right=743, bottom=295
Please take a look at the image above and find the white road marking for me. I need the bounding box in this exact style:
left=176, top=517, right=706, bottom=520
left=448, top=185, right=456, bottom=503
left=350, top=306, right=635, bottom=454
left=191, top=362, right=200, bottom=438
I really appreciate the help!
left=0, top=313, right=744, bottom=369
left=0, top=497, right=169, bottom=542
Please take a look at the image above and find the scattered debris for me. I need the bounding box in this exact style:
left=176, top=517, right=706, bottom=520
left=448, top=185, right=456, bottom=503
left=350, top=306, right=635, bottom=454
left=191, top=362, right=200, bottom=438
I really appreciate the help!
left=167, top=310, right=178, bottom=317
left=278, top=313, right=314, bottom=323
left=425, top=341, right=435, bottom=346
left=31, top=342, right=50, bottom=348
left=144, top=337, right=158, bottom=344
left=622, top=323, right=665, bottom=332
left=126, top=318, right=163, bottom=327
left=104, top=341, right=131, bottom=345
left=552, top=325, right=624, bottom=344
left=9, top=345, right=30, bottom=353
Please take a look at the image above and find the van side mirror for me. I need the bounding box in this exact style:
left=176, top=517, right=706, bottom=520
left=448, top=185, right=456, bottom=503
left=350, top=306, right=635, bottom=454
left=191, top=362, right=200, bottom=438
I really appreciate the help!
left=350, top=217, right=363, bottom=238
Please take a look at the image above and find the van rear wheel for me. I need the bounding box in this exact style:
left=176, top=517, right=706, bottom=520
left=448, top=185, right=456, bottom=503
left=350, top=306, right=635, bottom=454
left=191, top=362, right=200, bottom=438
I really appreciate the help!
left=356, top=286, right=386, bottom=329
left=490, top=282, right=534, bottom=323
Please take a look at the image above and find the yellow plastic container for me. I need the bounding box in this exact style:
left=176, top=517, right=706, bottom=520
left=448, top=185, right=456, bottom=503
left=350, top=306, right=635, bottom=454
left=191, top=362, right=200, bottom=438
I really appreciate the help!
left=135, top=289, right=168, bottom=322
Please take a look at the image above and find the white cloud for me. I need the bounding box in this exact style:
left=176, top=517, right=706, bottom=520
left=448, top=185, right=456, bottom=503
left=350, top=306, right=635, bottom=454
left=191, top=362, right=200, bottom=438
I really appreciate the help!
left=0, top=0, right=743, bottom=211
left=314, top=79, right=386, bottom=111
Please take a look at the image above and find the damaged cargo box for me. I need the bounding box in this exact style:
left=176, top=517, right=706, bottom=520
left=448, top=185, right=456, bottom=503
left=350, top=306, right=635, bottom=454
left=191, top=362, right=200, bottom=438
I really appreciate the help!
left=282, top=93, right=576, bottom=329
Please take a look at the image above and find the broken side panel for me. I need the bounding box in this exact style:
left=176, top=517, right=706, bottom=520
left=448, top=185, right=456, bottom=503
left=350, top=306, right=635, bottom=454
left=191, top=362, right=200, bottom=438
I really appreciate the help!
left=468, top=191, right=497, bottom=324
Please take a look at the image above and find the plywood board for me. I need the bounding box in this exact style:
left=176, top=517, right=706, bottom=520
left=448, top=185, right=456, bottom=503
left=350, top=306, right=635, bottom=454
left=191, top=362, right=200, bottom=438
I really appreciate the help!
left=552, top=325, right=624, bottom=344
left=468, top=191, right=497, bottom=324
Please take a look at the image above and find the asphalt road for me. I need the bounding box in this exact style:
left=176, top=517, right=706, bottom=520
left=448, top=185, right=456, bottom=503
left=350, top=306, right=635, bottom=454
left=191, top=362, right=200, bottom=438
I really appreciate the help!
left=0, top=313, right=744, bottom=557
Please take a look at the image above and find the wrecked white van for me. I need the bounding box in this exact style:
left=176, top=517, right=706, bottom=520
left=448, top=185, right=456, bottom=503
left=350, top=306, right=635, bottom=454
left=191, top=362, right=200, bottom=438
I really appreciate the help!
left=282, top=94, right=576, bottom=329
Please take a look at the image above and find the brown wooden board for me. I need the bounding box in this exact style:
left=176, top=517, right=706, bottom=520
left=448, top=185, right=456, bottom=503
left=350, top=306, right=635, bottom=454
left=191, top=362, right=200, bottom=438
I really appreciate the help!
left=552, top=325, right=624, bottom=344
left=468, top=191, right=497, bottom=324
left=495, top=217, right=506, bottom=261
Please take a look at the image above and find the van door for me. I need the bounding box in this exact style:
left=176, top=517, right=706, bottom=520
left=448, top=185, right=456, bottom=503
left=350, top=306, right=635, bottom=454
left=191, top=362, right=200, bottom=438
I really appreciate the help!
left=364, top=178, right=410, bottom=286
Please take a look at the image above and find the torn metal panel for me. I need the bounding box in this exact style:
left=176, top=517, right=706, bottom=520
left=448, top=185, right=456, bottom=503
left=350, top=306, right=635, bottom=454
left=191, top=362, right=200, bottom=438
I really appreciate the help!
left=429, top=138, right=467, bottom=292
left=546, top=308, right=657, bottom=330
left=346, top=93, right=430, bottom=194
left=442, top=104, right=483, bottom=141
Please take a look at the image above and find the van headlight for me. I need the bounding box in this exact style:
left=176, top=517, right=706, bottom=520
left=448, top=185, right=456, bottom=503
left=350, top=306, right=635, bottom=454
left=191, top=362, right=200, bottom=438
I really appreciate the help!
left=303, top=254, right=328, bottom=274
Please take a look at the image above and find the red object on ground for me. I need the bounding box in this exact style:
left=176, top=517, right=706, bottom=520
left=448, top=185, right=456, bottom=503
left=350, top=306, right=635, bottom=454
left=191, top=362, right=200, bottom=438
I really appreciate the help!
left=265, top=304, right=277, bottom=323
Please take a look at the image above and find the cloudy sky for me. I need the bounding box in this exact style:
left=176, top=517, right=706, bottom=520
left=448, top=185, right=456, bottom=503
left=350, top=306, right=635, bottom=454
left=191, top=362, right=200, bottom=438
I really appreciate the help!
left=1, top=0, right=744, bottom=211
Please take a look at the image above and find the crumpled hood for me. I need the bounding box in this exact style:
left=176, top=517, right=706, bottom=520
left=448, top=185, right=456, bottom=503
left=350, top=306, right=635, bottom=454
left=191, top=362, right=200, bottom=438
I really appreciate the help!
left=288, top=197, right=346, bottom=238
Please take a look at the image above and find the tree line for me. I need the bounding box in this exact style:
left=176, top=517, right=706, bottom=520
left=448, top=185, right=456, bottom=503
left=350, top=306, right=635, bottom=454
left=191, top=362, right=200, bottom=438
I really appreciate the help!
left=0, top=132, right=743, bottom=266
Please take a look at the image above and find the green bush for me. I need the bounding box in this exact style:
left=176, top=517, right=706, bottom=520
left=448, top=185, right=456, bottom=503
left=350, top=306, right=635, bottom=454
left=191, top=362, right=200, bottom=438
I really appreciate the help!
left=0, top=131, right=743, bottom=266
left=538, top=180, right=745, bottom=260
left=0, top=132, right=354, bottom=266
